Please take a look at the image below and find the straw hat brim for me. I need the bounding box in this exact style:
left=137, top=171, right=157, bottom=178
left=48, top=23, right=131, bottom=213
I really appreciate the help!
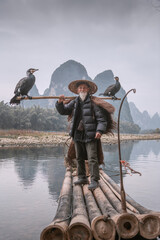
left=68, top=80, right=98, bottom=94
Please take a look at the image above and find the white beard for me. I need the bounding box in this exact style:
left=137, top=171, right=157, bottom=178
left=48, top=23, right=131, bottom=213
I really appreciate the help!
left=79, top=92, right=87, bottom=101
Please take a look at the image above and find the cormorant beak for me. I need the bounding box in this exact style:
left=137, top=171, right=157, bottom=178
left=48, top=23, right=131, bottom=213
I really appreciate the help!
left=33, top=69, right=39, bottom=72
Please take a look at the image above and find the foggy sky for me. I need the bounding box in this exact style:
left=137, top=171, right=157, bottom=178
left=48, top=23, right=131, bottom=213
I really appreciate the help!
left=0, top=0, right=160, bottom=116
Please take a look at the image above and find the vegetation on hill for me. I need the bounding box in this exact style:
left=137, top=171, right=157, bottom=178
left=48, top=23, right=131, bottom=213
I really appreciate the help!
left=0, top=101, right=68, bottom=131
left=119, top=121, right=140, bottom=134
left=140, top=128, right=160, bottom=134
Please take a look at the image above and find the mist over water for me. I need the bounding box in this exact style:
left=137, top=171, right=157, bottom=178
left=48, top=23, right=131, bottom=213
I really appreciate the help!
left=0, top=140, right=160, bottom=240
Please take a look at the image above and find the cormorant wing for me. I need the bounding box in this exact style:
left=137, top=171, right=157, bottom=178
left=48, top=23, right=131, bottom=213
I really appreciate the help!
left=14, top=77, right=28, bottom=94
left=104, top=83, right=115, bottom=95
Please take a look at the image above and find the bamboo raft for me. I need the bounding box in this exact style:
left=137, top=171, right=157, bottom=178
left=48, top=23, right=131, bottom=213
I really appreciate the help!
left=40, top=167, right=160, bottom=240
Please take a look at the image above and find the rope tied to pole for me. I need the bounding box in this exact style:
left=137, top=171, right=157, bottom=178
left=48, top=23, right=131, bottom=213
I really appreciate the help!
left=120, top=160, right=142, bottom=176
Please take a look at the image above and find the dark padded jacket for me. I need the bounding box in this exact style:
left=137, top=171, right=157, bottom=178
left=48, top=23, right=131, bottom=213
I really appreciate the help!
left=56, top=95, right=108, bottom=141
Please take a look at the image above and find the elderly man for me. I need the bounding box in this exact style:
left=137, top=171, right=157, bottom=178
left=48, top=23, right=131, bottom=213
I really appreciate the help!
left=56, top=80, right=111, bottom=190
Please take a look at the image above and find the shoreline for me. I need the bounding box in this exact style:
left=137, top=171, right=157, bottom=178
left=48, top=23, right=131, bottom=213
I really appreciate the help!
left=0, top=132, right=160, bottom=148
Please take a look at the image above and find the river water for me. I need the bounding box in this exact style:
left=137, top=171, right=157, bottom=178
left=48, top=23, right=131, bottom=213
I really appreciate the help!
left=0, top=140, right=160, bottom=240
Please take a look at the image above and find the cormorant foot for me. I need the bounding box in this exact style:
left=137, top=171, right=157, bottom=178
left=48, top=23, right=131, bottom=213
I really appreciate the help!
left=27, top=95, right=32, bottom=100
left=112, top=96, right=118, bottom=100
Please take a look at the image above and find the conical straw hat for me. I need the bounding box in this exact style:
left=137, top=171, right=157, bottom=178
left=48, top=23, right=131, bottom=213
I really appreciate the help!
left=68, top=80, right=98, bottom=94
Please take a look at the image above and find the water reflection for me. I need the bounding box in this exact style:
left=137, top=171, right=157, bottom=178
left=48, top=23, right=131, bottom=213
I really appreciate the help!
left=0, top=146, right=66, bottom=195
left=0, top=146, right=66, bottom=240
left=102, top=141, right=134, bottom=184
left=0, top=140, right=159, bottom=191
left=102, top=140, right=160, bottom=183
left=0, top=140, right=160, bottom=240
left=129, top=139, right=160, bottom=159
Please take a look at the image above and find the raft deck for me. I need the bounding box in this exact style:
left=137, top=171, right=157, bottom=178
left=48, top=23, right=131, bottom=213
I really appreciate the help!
left=40, top=168, right=160, bottom=240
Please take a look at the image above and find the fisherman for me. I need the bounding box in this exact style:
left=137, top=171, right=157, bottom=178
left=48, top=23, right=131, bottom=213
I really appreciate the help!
left=56, top=80, right=115, bottom=190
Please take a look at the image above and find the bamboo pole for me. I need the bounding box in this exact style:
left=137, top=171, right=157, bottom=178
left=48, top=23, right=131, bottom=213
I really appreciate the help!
left=83, top=184, right=101, bottom=222
left=117, top=89, right=136, bottom=213
left=93, top=184, right=139, bottom=239
left=92, top=186, right=117, bottom=240
left=100, top=170, right=160, bottom=239
left=93, top=185, right=118, bottom=217
left=98, top=178, right=139, bottom=238
left=16, top=96, right=121, bottom=101
left=40, top=169, right=72, bottom=240
left=67, top=176, right=92, bottom=240
left=137, top=214, right=160, bottom=239
left=83, top=184, right=116, bottom=240
left=112, top=213, right=139, bottom=239
left=100, top=173, right=139, bottom=214
left=99, top=178, right=124, bottom=213
left=100, top=170, right=152, bottom=214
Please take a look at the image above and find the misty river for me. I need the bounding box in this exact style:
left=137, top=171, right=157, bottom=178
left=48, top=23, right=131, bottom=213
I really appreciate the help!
left=0, top=139, right=160, bottom=240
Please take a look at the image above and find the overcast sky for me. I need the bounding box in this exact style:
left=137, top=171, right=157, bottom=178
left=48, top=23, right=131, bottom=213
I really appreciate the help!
left=0, top=0, right=160, bottom=116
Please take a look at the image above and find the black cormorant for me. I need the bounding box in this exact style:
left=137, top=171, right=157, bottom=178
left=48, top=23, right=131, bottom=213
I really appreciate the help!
left=99, top=76, right=121, bottom=99
left=10, top=68, right=39, bottom=104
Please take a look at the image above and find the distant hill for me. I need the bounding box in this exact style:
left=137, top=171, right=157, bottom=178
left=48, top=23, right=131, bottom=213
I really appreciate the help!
left=25, top=60, right=91, bottom=107
left=22, top=59, right=141, bottom=132
left=48, top=60, right=92, bottom=106
left=24, top=60, right=133, bottom=120
left=93, top=70, right=133, bottom=123
left=129, top=102, right=160, bottom=130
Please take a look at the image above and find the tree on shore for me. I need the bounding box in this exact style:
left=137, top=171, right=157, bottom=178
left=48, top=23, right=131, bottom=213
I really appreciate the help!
left=0, top=101, right=68, bottom=131
left=0, top=101, right=140, bottom=133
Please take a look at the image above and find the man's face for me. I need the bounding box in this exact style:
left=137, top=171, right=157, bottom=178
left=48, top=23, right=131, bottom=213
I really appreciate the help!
left=77, top=84, right=89, bottom=94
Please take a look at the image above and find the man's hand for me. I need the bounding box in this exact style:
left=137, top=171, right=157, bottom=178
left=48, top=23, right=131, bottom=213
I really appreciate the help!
left=95, top=132, right=102, bottom=139
left=58, top=95, right=65, bottom=103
